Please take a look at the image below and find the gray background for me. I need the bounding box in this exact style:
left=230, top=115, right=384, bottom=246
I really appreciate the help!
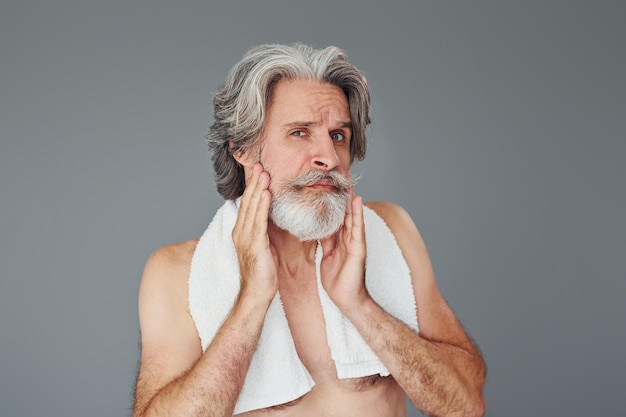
left=1, top=1, right=624, bottom=416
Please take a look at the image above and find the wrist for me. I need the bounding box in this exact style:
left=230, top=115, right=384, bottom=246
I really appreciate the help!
left=237, top=284, right=276, bottom=312
left=337, top=291, right=375, bottom=319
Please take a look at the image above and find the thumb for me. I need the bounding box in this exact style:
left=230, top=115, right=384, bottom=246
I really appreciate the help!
left=319, top=234, right=337, bottom=258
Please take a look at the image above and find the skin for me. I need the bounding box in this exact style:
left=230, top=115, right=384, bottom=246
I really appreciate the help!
left=133, top=79, right=486, bottom=417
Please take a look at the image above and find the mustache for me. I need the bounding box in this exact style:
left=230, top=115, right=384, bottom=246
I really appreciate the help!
left=281, top=170, right=357, bottom=192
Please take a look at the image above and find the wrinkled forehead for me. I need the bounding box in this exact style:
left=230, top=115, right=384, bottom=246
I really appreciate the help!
left=266, top=78, right=351, bottom=125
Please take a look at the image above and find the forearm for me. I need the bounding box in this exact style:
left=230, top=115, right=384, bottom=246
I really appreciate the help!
left=344, top=299, right=486, bottom=417
left=138, top=295, right=270, bottom=417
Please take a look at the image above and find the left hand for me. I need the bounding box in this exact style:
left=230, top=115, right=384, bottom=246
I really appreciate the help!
left=319, top=194, right=369, bottom=312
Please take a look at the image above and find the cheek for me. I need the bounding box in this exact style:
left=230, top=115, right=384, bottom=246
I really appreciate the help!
left=264, top=151, right=306, bottom=175
left=260, top=157, right=295, bottom=190
left=340, top=154, right=352, bottom=174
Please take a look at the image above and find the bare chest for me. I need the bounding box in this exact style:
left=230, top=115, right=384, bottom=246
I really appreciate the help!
left=236, top=270, right=406, bottom=416
left=236, top=376, right=406, bottom=417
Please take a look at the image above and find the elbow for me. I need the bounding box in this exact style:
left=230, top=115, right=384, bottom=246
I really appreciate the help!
left=464, top=358, right=487, bottom=416
left=459, top=386, right=485, bottom=417
left=409, top=390, right=485, bottom=417
left=466, top=393, right=486, bottom=417
left=132, top=403, right=147, bottom=417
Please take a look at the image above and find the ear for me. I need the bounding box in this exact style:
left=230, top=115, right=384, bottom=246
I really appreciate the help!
left=230, top=141, right=256, bottom=167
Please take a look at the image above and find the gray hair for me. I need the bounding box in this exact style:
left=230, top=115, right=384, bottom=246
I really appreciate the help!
left=207, top=43, right=371, bottom=200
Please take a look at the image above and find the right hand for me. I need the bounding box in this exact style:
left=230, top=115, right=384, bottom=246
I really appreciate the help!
left=231, top=163, right=278, bottom=303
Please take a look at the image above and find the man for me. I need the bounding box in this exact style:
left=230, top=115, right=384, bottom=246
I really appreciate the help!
left=133, top=43, right=486, bottom=417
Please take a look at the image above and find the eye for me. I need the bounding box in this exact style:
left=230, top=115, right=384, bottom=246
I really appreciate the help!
left=290, top=130, right=307, bottom=138
left=330, top=132, right=346, bottom=142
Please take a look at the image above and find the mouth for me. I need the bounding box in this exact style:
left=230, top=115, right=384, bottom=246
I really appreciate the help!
left=282, top=170, right=355, bottom=193
left=309, top=179, right=335, bottom=188
left=304, top=179, right=343, bottom=193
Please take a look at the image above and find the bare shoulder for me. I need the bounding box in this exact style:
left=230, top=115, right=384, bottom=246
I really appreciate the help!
left=138, top=240, right=199, bottom=318
left=365, top=201, right=417, bottom=232
left=143, top=239, right=199, bottom=279
left=364, top=200, right=433, bottom=290
left=138, top=238, right=200, bottom=331
left=364, top=201, right=426, bottom=255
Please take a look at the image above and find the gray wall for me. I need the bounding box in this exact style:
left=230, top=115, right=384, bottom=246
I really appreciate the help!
left=1, top=1, right=624, bottom=416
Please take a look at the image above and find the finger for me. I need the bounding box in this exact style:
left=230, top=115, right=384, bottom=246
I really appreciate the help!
left=237, top=164, right=259, bottom=210
left=343, top=194, right=354, bottom=236
left=342, top=212, right=352, bottom=242
left=345, top=187, right=355, bottom=215
left=243, top=163, right=264, bottom=202
left=351, top=195, right=364, bottom=241
left=236, top=163, right=264, bottom=232
left=252, top=187, right=271, bottom=240
left=243, top=164, right=271, bottom=239
left=319, top=234, right=337, bottom=258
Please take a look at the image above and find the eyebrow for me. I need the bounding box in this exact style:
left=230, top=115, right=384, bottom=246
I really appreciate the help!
left=281, top=121, right=352, bottom=129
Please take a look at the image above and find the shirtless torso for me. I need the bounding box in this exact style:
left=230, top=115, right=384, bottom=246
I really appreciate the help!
left=134, top=198, right=485, bottom=417
left=238, top=377, right=405, bottom=417
left=237, top=260, right=407, bottom=417
left=136, top=233, right=407, bottom=417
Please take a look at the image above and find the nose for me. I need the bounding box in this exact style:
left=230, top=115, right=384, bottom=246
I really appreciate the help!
left=311, top=134, right=340, bottom=171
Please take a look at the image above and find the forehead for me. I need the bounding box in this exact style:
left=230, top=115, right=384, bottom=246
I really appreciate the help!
left=267, top=78, right=350, bottom=123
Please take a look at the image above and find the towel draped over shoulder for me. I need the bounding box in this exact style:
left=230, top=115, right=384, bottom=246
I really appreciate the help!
left=189, top=200, right=418, bottom=414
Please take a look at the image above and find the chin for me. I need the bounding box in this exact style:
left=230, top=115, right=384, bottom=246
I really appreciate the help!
left=271, top=206, right=344, bottom=242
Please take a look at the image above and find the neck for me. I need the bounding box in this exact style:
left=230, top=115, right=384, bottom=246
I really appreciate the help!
left=268, top=220, right=318, bottom=279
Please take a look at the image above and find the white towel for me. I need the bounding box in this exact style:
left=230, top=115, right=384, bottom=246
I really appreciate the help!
left=189, top=199, right=418, bottom=414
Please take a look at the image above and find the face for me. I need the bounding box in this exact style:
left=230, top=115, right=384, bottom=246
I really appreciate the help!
left=260, top=78, right=352, bottom=179
left=249, top=78, right=355, bottom=240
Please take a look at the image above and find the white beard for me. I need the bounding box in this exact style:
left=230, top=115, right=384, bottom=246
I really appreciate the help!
left=269, top=170, right=354, bottom=241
